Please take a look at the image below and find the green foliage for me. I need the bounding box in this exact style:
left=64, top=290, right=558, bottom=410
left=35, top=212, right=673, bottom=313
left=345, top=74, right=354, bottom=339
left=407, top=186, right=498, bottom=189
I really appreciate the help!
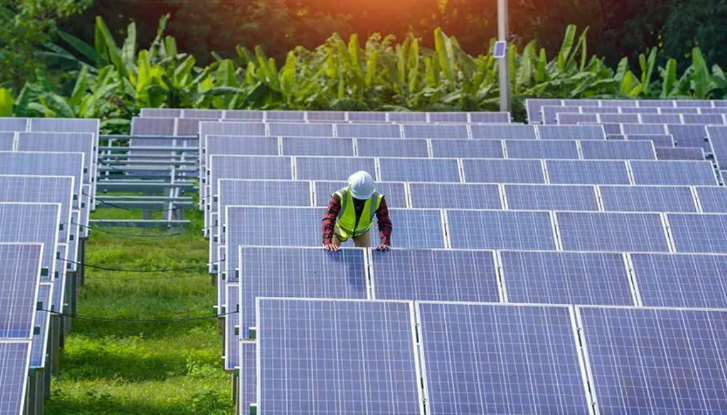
left=6, top=17, right=726, bottom=130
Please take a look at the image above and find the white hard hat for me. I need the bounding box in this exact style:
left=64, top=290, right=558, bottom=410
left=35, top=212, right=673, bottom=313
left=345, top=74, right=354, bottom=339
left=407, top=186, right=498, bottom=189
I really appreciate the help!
left=348, top=171, right=376, bottom=200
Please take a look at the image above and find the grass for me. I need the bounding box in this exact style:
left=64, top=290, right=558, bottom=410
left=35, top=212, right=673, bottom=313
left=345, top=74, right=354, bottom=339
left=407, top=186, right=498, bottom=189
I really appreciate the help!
left=47, top=207, right=235, bottom=415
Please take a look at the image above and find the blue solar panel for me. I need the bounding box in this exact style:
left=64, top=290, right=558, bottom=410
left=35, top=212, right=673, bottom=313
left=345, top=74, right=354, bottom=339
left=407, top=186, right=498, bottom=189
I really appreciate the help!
left=19, top=132, right=101, bottom=185
left=621, top=123, right=667, bottom=135
left=0, top=117, right=28, bottom=131
left=504, top=184, right=600, bottom=211
left=557, top=212, right=670, bottom=252
left=32, top=282, right=51, bottom=369
left=379, top=158, right=460, bottom=182
left=581, top=107, right=620, bottom=114
left=580, top=140, right=656, bottom=160
left=624, top=134, right=675, bottom=147
left=630, top=160, right=718, bottom=185
left=707, top=126, right=727, bottom=169
left=501, top=251, right=633, bottom=305
left=281, top=137, right=353, bottom=156
left=225, top=283, right=239, bottom=370
left=295, top=157, right=376, bottom=181
left=631, top=253, right=727, bottom=308
left=598, top=114, right=640, bottom=124
left=239, top=342, right=256, bottom=413
left=537, top=125, right=606, bottom=140
left=695, top=186, right=727, bottom=213
left=546, top=160, right=630, bottom=185
left=557, top=113, right=598, bottom=125
left=384, top=209, right=445, bottom=249
left=0, top=152, right=84, bottom=204
left=462, top=159, right=545, bottom=184
left=181, top=109, right=222, bottom=119
left=357, top=138, right=428, bottom=157
left=418, top=302, right=591, bottom=415
left=0, top=244, right=42, bottom=339
left=469, top=112, right=511, bottom=123
left=306, top=111, right=347, bottom=122
left=526, top=99, right=562, bottom=123
left=269, top=122, right=333, bottom=137
left=667, top=124, right=712, bottom=151
left=257, top=299, right=421, bottom=414
left=563, top=99, right=599, bottom=106
left=0, top=341, right=31, bottom=415
left=206, top=136, right=278, bottom=160
left=676, top=99, right=714, bottom=108
left=660, top=107, right=698, bottom=114
left=600, top=185, right=698, bottom=213
left=202, top=121, right=266, bottom=137
left=505, top=140, right=579, bottom=159
left=656, top=147, right=705, bottom=160
left=641, top=113, right=683, bottom=124
left=336, top=123, right=401, bottom=138
left=409, top=183, right=502, bottom=209
left=265, top=111, right=306, bottom=122
left=668, top=213, right=727, bottom=253
left=638, top=100, right=676, bottom=107
left=684, top=114, right=725, bottom=125
left=541, top=106, right=574, bottom=124
left=239, top=247, right=367, bottom=338
left=174, top=118, right=205, bottom=136
left=370, top=249, right=499, bottom=301
left=470, top=124, right=537, bottom=140
left=428, top=112, right=468, bottom=123
left=402, top=124, right=468, bottom=139
left=0, top=203, right=59, bottom=280
left=140, top=108, right=182, bottom=117
left=429, top=139, right=503, bottom=158
left=209, top=156, right=292, bottom=199
left=313, top=181, right=407, bottom=208
left=0, top=132, right=13, bottom=151
left=621, top=107, right=658, bottom=114
left=578, top=306, right=727, bottom=415
left=346, top=112, right=387, bottom=123
left=448, top=210, right=556, bottom=250
left=701, top=108, right=727, bottom=114
left=387, top=112, right=428, bottom=123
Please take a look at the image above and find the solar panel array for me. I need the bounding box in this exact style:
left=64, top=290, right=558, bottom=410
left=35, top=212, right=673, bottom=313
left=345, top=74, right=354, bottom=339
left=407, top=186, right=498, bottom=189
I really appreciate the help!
left=130, top=105, right=727, bottom=415
left=0, top=117, right=96, bottom=414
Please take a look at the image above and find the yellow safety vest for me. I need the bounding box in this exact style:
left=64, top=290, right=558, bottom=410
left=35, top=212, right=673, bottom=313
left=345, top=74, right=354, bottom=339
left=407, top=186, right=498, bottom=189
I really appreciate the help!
left=334, top=187, right=383, bottom=240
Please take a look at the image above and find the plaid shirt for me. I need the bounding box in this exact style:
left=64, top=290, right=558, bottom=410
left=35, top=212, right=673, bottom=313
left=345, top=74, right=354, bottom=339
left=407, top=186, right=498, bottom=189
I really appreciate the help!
left=321, top=194, right=392, bottom=245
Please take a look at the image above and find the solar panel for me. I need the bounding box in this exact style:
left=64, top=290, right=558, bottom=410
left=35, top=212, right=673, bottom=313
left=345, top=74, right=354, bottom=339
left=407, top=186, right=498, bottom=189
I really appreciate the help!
left=695, top=186, right=727, bottom=213
left=428, top=112, right=468, bottom=123
left=598, top=123, right=624, bottom=135
left=577, top=306, right=727, bottom=415
left=357, top=138, right=428, bottom=157
left=402, top=124, right=468, bottom=139
left=199, top=121, right=266, bottom=139
left=621, top=107, right=658, bottom=114
left=668, top=213, right=727, bottom=253
left=0, top=152, right=83, bottom=206
left=716, top=101, right=727, bottom=108
left=370, top=249, right=499, bottom=301
left=429, top=139, right=503, bottom=158
left=209, top=156, right=292, bottom=199
left=469, top=112, right=511, bottom=123
left=346, top=112, right=387, bottom=123
left=0, top=203, right=60, bottom=281
left=546, top=160, right=631, bottom=185
left=0, top=132, right=13, bottom=150
left=470, top=124, right=537, bottom=140
left=409, top=183, right=502, bottom=209
left=602, top=99, right=639, bottom=107
left=462, top=159, right=545, bottom=184
left=707, top=126, right=727, bottom=169
left=140, top=108, right=182, bottom=118
left=447, top=210, right=556, bottom=250
left=598, top=114, right=640, bottom=124
left=542, top=106, right=580, bottom=124
left=223, top=110, right=264, bottom=120
left=501, top=250, right=633, bottom=306
left=417, top=302, right=591, bottom=415
left=239, top=342, right=256, bottom=413
left=621, top=123, right=667, bottom=135
left=130, top=117, right=175, bottom=135
left=175, top=118, right=206, bottom=136
left=557, top=113, right=598, bottom=125
left=683, top=114, right=725, bottom=125
left=676, top=100, right=715, bottom=108
left=225, top=283, right=239, bottom=370
left=306, top=111, right=347, bottom=122
left=282, top=137, right=353, bottom=156
left=257, top=298, right=421, bottom=414
left=526, top=98, right=562, bottom=123
left=379, top=158, right=460, bottom=182
left=606, top=134, right=626, bottom=140
left=580, top=140, right=656, bottom=160
left=505, top=140, right=579, bottom=159
left=536, top=125, right=606, bottom=140
left=179, top=109, right=222, bottom=119
left=582, top=107, right=620, bottom=115
left=32, top=282, right=52, bottom=369
left=383, top=209, right=445, bottom=249
left=638, top=99, right=676, bottom=107
left=265, top=111, right=306, bottom=122
left=239, top=247, right=367, bottom=338
left=599, top=185, right=698, bottom=213
left=563, top=99, right=599, bottom=106
left=336, top=123, right=401, bottom=138
left=295, top=157, right=376, bottom=181
left=0, top=341, right=31, bottom=415
left=667, top=124, right=712, bottom=151
left=629, top=160, right=718, bottom=185
left=0, top=117, right=28, bottom=131
left=206, top=136, right=278, bottom=163
left=16, top=132, right=95, bottom=185
left=0, top=244, right=42, bottom=339
left=655, top=147, right=705, bottom=160
left=701, top=108, right=727, bottom=114
left=660, top=107, right=698, bottom=114
left=388, top=112, right=428, bottom=123
left=216, top=180, right=311, bottom=229
left=269, top=122, right=333, bottom=137
left=557, top=212, right=670, bottom=252
left=313, top=181, right=407, bottom=208
left=640, top=114, right=683, bottom=124
left=504, top=184, right=600, bottom=211
left=625, top=134, right=675, bottom=147
left=630, top=253, right=727, bottom=308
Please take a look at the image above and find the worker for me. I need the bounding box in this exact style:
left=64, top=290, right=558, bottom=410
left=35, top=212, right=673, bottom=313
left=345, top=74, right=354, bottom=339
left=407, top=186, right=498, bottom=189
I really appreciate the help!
left=322, top=171, right=392, bottom=251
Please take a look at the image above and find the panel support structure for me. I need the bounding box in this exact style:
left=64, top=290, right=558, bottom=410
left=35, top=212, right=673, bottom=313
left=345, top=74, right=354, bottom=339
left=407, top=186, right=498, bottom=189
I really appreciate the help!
left=498, top=0, right=511, bottom=112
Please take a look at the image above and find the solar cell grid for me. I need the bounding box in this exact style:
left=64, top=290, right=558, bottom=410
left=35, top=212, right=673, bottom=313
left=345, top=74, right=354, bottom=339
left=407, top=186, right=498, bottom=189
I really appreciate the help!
left=0, top=152, right=85, bottom=205
left=269, top=122, right=333, bottom=137
left=175, top=118, right=206, bottom=136
left=620, top=107, right=658, bottom=114
left=0, top=203, right=59, bottom=284
left=370, top=249, right=500, bottom=301
left=563, top=99, right=599, bottom=106
left=0, top=244, right=42, bottom=339
left=581, top=106, right=619, bottom=114
left=629, top=160, right=718, bottom=186
left=536, top=125, right=605, bottom=140
left=542, top=106, right=578, bottom=124
left=402, top=124, right=469, bottom=139
left=429, top=139, right=503, bottom=158
left=282, top=137, right=353, bottom=156
left=578, top=306, right=727, bottom=415
left=29, top=118, right=99, bottom=136
left=264, top=111, right=306, bottom=122
left=470, top=124, right=537, bottom=140
left=16, top=132, right=95, bottom=184
left=660, top=107, right=698, bottom=114
left=180, top=109, right=222, bottom=119
left=0, top=132, right=13, bottom=151
left=216, top=180, right=311, bottom=231
left=384, top=209, right=446, bottom=249
left=379, top=158, right=460, bottom=183
left=695, top=186, right=727, bottom=213
left=546, top=160, right=631, bottom=185
left=428, top=112, right=468, bottom=123
left=0, top=341, right=31, bottom=415
left=505, top=140, right=580, bottom=159
left=655, top=147, right=705, bottom=160
left=462, top=159, right=545, bottom=184
left=469, top=112, right=511, bottom=123
left=0, top=117, right=28, bottom=131
left=409, top=183, right=502, bottom=209
left=356, top=138, right=428, bottom=157
left=638, top=100, right=676, bottom=108
left=388, top=112, right=427, bottom=123
left=579, top=140, right=656, bottom=160
left=599, top=185, right=698, bottom=213
left=417, top=302, right=592, bottom=415
left=557, top=113, right=598, bottom=125
left=223, top=110, right=264, bottom=120
left=504, top=184, right=600, bottom=211
left=668, top=213, right=727, bottom=253
left=601, top=99, right=638, bottom=107
left=140, top=108, right=182, bottom=118
left=500, top=251, right=633, bottom=305
left=676, top=100, right=714, bottom=108
left=206, top=136, right=278, bottom=161
left=336, top=123, right=401, bottom=138
left=313, top=181, right=407, bottom=208
left=346, top=112, right=387, bottom=122
left=556, top=211, right=670, bottom=252
left=701, top=108, right=727, bottom=114
left=239, top=247, right=367, bottom=338
left=631, top=253, right=727, bottom=308
left=257, top=298, right=421, bottom=415
left=295, top=156, right=376, bottom=181
left=598, top=114, right=640, bottom=124
left=448, top=210, right=556, bottom=250
left=306, top=111, right=346, bottom=122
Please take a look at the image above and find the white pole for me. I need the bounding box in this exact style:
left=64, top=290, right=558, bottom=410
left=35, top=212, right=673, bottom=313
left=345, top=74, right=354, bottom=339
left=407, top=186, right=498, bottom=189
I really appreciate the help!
left=498, top=0, right=511, bottom=112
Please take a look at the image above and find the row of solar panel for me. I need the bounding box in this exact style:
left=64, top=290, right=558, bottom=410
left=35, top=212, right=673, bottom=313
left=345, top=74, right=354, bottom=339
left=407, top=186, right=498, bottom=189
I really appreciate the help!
left=526, top=98, right=727, bottom=122
left=543, top=108, right=727, bottom=126
left=544, top=104, right=727, bottom=118
left=246, top=298, right=727, bottom=415
left=139, top=109, right=513, bottom=123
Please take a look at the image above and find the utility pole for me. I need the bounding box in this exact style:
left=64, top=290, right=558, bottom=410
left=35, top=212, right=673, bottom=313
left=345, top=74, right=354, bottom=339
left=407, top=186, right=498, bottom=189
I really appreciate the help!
left=498, top=0, right=511, bottom=113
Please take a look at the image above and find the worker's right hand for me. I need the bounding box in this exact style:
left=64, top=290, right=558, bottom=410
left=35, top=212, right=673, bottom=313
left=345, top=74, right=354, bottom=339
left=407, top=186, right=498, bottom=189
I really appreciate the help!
left=323, top=243, right=340, bottom=252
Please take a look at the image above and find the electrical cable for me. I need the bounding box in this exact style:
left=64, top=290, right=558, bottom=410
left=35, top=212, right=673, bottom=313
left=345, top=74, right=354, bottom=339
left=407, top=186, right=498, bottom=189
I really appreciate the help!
left=42, top=309, right=237, bottom=323
left=82, top=192, right=189, bottom=214
left=61, top=258, right=224, bottom=273
left=72, top=222, right=186, bottom=238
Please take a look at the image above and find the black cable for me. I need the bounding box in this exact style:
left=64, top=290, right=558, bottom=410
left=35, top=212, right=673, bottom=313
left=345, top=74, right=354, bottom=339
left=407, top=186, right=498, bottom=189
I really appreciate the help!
left=86, top=273, right=208, bottom=280
left=72, top=222, right=186, bottom=238
left=82, top=192, right=188, bottom=214
left=61, top=258, right=224, bottom=273
left=42, top=309, right=237, bottom=323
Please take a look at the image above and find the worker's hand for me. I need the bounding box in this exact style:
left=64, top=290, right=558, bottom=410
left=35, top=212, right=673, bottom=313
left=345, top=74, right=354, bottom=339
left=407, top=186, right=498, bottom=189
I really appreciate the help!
left=323, top=243, right=340, bottom=252
left=376, top=243, right=390, bottom=251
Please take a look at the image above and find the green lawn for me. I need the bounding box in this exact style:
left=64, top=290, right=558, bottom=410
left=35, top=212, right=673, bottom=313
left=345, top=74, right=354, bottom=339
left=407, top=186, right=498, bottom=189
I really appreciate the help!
left=47, top=208, right=235, bottom=415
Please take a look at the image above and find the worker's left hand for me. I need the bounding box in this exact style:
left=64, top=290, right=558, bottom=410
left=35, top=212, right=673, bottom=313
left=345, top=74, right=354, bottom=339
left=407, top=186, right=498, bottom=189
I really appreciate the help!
left=376, top=243, right=390, bottom=251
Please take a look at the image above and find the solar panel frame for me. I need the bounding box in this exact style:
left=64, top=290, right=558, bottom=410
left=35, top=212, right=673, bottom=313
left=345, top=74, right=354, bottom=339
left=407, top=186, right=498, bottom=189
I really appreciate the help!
left=470, top=124, right=537, bottom=140
left=379, top=158, right=460, bottom=183
left=629, top=160, right=718, bottom=186
left=409, top=183, right=502, bottom=209
left=668, top=213, right=727, bottom=253
left=356, top=138, right=428, bottom=158
left=599, top=185, right=698, bottom=213
left=536, top=125, right=606, bottom=140
left=579, top=140, right=657, bottom=160
left=546, top=160, right=631, bottom=185
left=505, top=140, right=580, bottom=159
left=0, top=340, right=32, bottom=415
left=16, top=132, right=95, bottom=185
left=504, top=184, right=600, bottom=211
left=556, top=211, right=671, bottom=253
left=462, top=159, right=546, bottom=184
left=429, top=139, right=504, bottom=158
left=447, top=209, right=557, bottom=250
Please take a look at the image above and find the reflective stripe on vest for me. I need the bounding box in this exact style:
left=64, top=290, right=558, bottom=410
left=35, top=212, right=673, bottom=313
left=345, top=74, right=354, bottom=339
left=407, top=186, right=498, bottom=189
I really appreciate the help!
left=333, top=187, right=383, bottom=239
